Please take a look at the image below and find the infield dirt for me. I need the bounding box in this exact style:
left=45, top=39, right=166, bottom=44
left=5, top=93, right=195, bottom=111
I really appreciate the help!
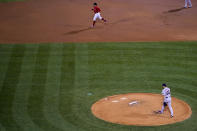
left=91, top=93, right=192, bottom=126
left=0, top=0, right=197, bottom=43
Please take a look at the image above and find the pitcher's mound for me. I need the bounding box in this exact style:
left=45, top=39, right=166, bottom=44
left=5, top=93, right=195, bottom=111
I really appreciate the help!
left=91, top=93, right=192, bottom=126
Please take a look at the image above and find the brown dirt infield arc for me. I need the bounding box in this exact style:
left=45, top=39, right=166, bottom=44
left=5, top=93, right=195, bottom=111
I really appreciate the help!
left=0, top=0, right=197, bottom=43
left=91, top=93, right=192, bottom=126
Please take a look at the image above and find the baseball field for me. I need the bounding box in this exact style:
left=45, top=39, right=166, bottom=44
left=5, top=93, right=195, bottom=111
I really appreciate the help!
left=0, top=0, right=197, bottom=131
left=0, top=42, right=197, bottom=131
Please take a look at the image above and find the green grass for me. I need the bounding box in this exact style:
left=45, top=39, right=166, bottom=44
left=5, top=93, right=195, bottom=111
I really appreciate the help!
left=0, top=0, right=25, bottom=3
left=0, top=42, right=197, bottom=131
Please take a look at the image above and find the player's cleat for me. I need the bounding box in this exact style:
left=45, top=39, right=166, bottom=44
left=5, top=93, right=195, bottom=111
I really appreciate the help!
left=188, top=6, right=192, bottom=8
left=154, top=110, right=162, bottom=114
left=184, top=6, right=187, bottom=8
left=171, top=115, right=174, bottom=118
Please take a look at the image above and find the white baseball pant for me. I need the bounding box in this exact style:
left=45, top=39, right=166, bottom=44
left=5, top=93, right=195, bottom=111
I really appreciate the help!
left=161, top=98, right=174, bottom=116
left=185, top=0, right=192, bottom=7
left=93, top=13, right=102, bottom=21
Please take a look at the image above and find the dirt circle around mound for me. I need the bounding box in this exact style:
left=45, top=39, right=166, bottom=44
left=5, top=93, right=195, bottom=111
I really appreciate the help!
left=91, top=93, right=192, bottom=126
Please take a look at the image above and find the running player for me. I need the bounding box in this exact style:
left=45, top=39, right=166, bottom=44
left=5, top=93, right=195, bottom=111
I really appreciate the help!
left=91, top=2, right=107, bottom=27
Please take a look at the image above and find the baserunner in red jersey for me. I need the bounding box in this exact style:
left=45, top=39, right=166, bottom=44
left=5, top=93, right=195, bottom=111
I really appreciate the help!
left=91, top=2, right=107, bottom=27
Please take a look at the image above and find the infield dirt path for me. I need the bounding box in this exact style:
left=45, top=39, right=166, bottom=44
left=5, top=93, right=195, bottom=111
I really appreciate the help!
left=0, top=0, right=197, bottom=43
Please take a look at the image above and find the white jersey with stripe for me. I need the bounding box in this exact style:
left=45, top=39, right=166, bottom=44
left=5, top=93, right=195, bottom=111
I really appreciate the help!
left=161, top=87, right=171, bottom=102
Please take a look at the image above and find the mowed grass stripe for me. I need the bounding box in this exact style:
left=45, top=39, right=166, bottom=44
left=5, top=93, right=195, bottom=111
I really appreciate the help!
left=95, top=42, right=197, bottom=51
left=88, top=43, right=197, bottom=92
left=0, top=45, right=11, bottom=131
left=59, top=44, right=79, bottom=130
left=0, top=0, right=25, bottom=2
left=109, top=70, right=197, bottom=91
left=71, top=44, right=92, bottom=129
left=0, top=123, right=6, bottom=131
left=12, top=45, right=42, bottom=131
left=0, top=45, right=25, bottom=131
left=27, top=44, right=60, bottom=131
left=43, top=44, right=71, bottom=131
left=0, top=45, right=13, bottom=92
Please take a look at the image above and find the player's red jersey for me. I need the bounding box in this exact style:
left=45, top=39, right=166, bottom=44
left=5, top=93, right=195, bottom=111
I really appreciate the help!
left=93, top=6, right=101, bottom=13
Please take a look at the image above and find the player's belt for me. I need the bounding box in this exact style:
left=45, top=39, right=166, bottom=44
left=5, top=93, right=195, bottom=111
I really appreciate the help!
left=165, top=97, right=168, bottom=98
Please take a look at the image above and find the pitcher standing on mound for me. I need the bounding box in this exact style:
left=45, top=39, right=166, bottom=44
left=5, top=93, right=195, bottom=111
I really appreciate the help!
left=159, top=84, right=174, bottom=118
left=91, top=2, right=107, bottom=27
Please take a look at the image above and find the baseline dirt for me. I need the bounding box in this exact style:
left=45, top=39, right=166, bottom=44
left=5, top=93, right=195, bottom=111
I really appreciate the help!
left=0, top=0, right=197, bottom=43
left=91, top=93, right=192, bottom=126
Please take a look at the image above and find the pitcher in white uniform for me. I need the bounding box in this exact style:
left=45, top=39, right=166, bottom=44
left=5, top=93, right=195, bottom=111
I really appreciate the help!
left=159, top=84, right=174, bottom=118
left=184, top=0, right=192, bottom=8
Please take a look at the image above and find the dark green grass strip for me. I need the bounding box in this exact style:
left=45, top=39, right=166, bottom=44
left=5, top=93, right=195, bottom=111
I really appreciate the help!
left=0, top=45, right=25, bottom=131
left=43, top=44, right=76, bottom=130
left=67, top=44, right=90, bottom=130
left=0, top=0, right=25, bottom=3
left=0, top=45, right=12, bottom=92
left=59, top=44, right=79, bottom=130
left=12, top=45, right=41, bottom=131
left=27, top=44, right=60, bottom=131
